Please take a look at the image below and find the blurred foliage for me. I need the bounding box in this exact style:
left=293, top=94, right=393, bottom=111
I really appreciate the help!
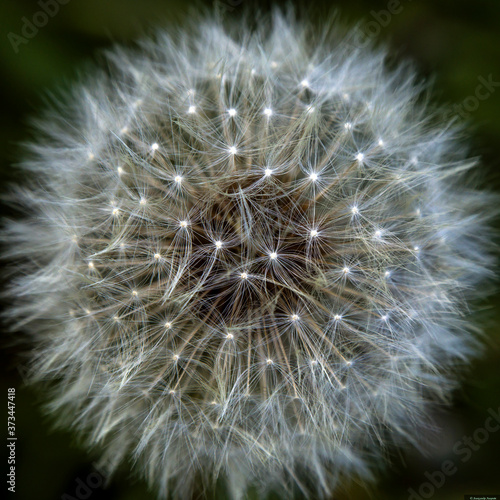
left=1, top=1, right=499, bottom=499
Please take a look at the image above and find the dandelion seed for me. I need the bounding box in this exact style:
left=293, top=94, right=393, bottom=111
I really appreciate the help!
left=291, top=314, right=299, bottom=321
left=188, top=106, right=196, bottom=114
left=240, top=272, right=248, bottom=280
left=269, top=252, right=278, bottom=260
left=351, top=206, right=359, bottom=215
left=214, top=240, right=223, bottom=249
left=310, top=229, right=319, bottom=238
left=300, top=79, right=310, bottom=88
left=355, top=152, right=364, bottom=163
left=309, top=172, right=318, bottom=182
left=151, top=143, right=159, bottom=151
left=264, top=168, right=273, bottom=177
left=117, top=166, right=124, bottom=175
left=164, top=322, right=172, bottom=329
left=344, top=122, right=352, bottom=130
left=263, top=107, right=273, bottom=117
left=174, top=175, right=183, bottom=184
left=228, top=146, right=238, bottom=155
left=179, top=220, right=188, bottom=228
left=227, top=108, right=237, bottom=116
left=154, top=253, right=161, bottom=260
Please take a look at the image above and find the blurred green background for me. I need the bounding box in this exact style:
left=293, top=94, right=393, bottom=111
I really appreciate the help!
left=1, top=0, right=499, bottom=499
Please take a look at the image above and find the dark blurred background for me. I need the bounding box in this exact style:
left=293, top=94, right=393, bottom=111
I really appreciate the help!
left=1, top=1, right=499, bottom=499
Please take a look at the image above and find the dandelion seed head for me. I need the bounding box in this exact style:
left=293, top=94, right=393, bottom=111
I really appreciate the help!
left=4, top=11, right=495, bottom=500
